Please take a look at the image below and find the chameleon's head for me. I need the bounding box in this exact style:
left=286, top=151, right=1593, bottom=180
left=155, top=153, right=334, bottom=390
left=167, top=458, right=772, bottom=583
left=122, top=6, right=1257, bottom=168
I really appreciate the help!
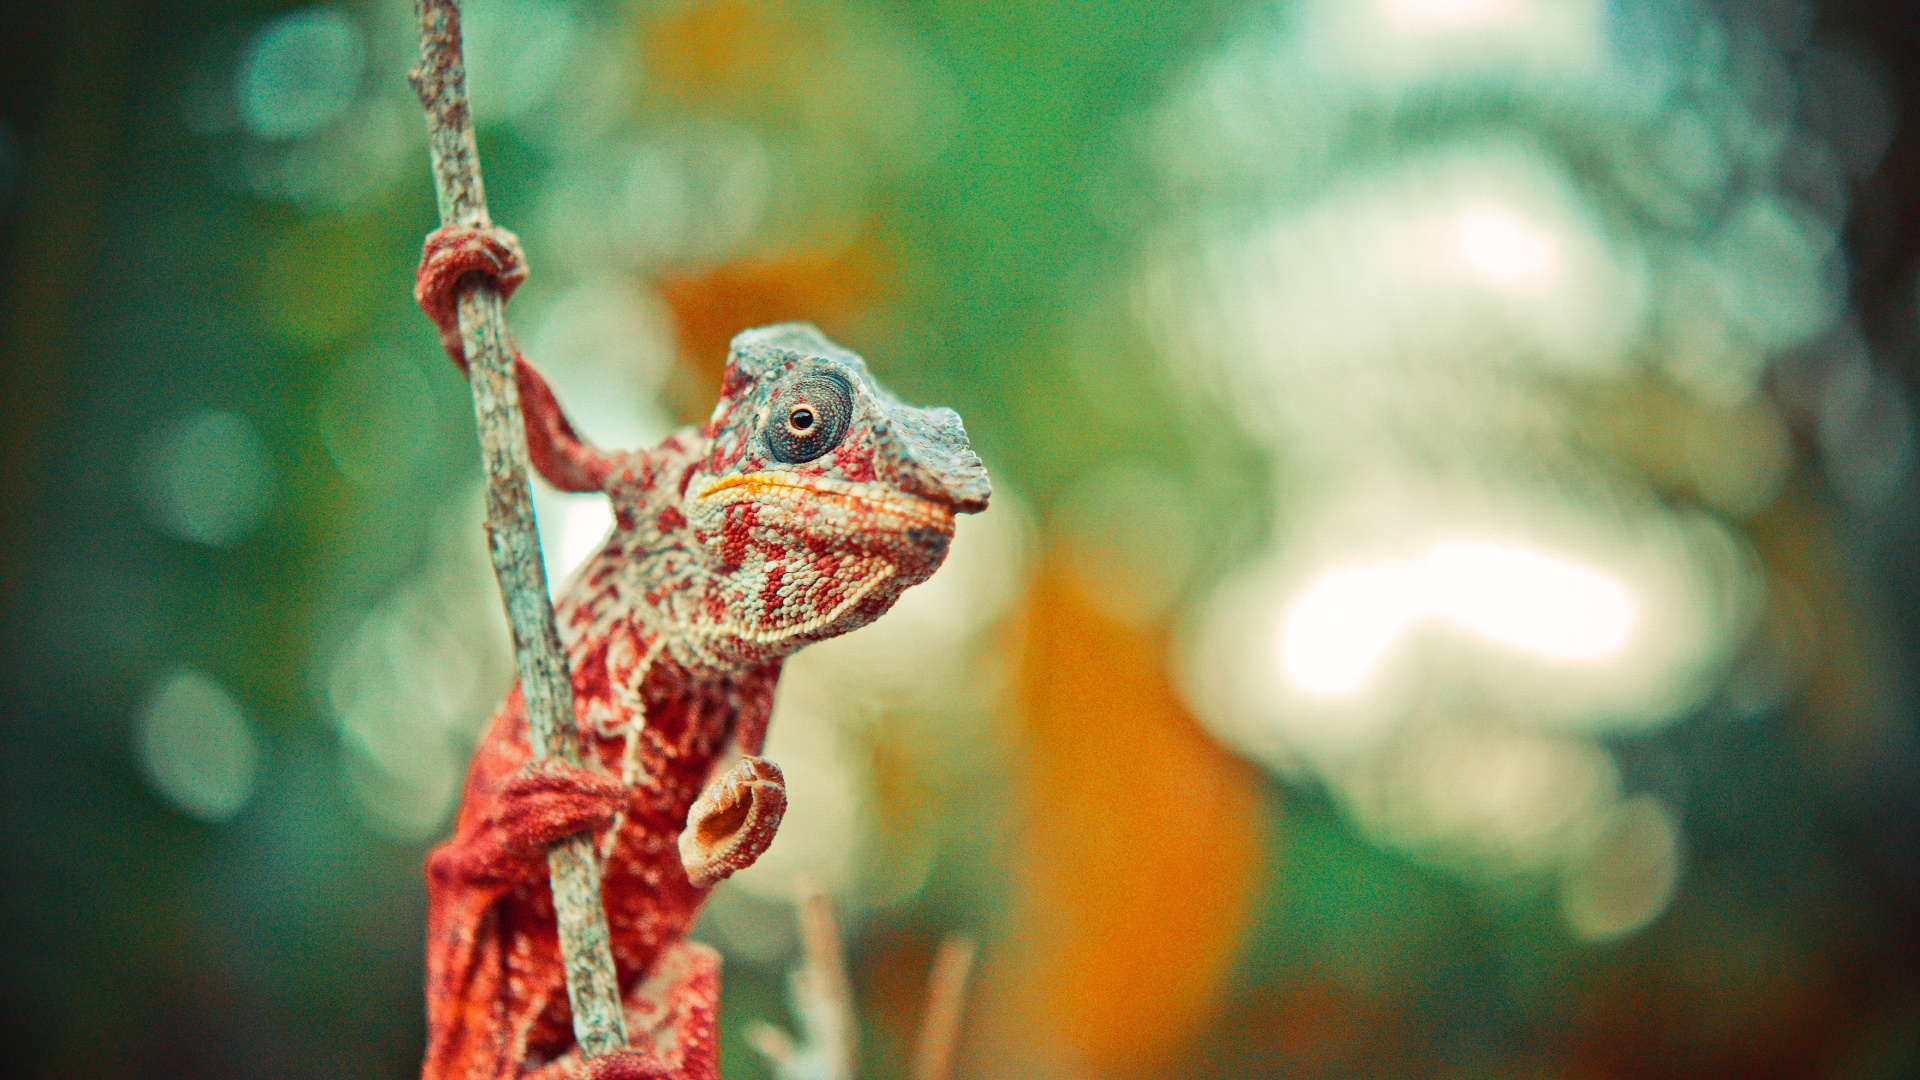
left=679, top=323, right=990, bottom=654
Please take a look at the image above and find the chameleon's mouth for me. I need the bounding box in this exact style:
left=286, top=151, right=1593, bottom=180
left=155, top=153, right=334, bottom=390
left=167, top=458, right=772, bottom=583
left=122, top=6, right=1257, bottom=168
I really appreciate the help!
left=697, top=472, right=957, bottom=535
left=695, top=472, right=956, bottom=646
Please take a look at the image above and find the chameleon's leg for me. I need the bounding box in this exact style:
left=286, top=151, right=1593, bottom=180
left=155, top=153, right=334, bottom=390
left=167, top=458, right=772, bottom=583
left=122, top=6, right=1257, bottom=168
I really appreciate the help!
left=524, top=943, right=723, bottom=1080
left=412, top=224, right=615, bottom=492
left=426, top=760, right=630, bottom=887
left=679, top=756, right=788, bottom=888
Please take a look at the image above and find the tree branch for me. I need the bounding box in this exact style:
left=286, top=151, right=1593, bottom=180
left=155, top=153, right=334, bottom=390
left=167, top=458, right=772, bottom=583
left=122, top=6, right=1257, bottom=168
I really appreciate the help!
left=408, top=0, right=628, bottom=1059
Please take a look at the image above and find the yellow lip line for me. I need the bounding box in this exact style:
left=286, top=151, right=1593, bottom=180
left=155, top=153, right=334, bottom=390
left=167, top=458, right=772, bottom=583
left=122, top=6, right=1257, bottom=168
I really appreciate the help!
left=698, top=474, right=815, bottom=500
left=697, top=473, right=953, bottom=526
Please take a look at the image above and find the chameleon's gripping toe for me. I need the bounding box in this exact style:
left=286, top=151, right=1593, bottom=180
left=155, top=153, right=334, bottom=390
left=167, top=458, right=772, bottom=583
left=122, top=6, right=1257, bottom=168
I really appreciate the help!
left=414, top=223, right=529, bottom=368
left=422, top=760, right=628, bottom=888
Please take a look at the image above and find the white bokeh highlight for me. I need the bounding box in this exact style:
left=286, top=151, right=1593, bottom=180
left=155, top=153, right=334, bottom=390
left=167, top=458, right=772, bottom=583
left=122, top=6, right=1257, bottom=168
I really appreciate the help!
left=135, top=667, right=262, bottom=824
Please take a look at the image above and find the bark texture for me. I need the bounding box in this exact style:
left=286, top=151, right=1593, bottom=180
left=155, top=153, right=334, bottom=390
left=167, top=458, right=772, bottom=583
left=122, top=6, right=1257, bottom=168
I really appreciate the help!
left=408, top=0, right=629, bottom=1059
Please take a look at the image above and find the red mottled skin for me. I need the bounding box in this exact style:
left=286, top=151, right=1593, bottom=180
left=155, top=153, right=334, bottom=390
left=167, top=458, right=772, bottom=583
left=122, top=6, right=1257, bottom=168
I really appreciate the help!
left=414, top=226, right=990, bottom=1080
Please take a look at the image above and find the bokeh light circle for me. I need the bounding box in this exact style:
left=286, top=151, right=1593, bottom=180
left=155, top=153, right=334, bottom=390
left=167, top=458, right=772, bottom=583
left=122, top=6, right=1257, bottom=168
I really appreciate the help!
left=142, top=409, right=275, bottom=548
left=135, top=668, right=262, bottom=824
left=235, top=6, right=367, bottom=141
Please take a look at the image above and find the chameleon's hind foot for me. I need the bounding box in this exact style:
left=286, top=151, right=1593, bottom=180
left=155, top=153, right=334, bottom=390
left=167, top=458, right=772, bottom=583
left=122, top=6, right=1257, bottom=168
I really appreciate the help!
left=563, top=1051, right=670, bottom=1080
left=621, top=942, right=721, bottom=1080
left=526, top=943, right=721, bottom=1080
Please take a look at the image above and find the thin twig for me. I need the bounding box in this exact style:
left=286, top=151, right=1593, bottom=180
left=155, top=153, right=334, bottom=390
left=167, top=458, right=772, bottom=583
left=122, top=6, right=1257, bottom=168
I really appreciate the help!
left=747, top=885, right=860, bottom=1080
left=747, top=886, right=976, bottom=1080
left=798, top=887, right=859, bottom=1076
left=910, top=935, right=976, bottom=1080
left=408, top=0, right=627, bottom=1059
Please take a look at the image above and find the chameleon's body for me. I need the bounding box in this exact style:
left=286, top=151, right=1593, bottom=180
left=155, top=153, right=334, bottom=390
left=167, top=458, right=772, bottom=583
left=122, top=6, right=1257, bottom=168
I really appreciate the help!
left=413, top=227, right=989, bottom=1080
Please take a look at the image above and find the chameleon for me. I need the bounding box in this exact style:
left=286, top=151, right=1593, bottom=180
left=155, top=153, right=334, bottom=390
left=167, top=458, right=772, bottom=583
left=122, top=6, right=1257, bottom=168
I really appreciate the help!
left=412, top=224, right=991, bottom=1080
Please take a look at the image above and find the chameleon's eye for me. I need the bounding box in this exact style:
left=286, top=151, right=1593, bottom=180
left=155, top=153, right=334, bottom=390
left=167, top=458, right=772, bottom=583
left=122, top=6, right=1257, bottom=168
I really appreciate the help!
left=766, top=371, right=852, bottom=463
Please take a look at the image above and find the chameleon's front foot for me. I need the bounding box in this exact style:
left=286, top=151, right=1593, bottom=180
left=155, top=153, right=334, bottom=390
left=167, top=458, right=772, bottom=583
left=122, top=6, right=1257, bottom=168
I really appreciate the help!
left=411, top=222, right=613, bottom=494
left=494, top=759, right=630, bottom=855
left=562, top=1052, right=665, bottom=1080
left=414, top=222, right=529, bottom=368
left=679, top=756, right=787, bottom=888
left=425, top=760, right=628, bottom=887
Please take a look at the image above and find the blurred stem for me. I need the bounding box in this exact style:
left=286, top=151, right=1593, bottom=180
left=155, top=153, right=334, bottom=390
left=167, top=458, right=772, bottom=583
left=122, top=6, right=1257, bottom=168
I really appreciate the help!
left=746, top=887, right=859, bottom=1080
left=748, top=889, right=976, bottom=1080
left=799, top=888, right=860, bottom=1078
left=407, top=0, right=628, bottom=1060
left=911, top=936, right=976, bottom=1080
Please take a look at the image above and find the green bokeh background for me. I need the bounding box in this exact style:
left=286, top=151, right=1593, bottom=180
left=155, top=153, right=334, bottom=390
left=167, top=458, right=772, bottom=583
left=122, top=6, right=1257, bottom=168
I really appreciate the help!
left=4, top=2, right=1920, bottom=1078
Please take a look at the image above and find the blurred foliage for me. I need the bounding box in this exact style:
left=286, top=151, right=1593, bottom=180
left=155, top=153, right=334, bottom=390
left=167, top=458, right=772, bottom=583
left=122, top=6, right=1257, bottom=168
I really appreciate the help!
left=3, top=2, right=1920, bottom=1079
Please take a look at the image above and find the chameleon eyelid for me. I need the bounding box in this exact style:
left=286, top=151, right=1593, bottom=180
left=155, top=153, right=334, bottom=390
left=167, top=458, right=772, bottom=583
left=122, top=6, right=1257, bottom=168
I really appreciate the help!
left=764, top=370, right=853, bottom=464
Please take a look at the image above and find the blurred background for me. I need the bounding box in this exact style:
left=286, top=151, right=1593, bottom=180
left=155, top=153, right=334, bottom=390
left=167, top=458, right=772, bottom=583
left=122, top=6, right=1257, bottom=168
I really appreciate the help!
left=4, top=0, right=1919, bottom=1077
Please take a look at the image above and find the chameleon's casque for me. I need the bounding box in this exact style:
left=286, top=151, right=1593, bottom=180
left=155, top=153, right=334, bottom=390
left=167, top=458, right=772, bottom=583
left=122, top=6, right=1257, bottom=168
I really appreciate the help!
left=413, top=225, right=988, bottom=1080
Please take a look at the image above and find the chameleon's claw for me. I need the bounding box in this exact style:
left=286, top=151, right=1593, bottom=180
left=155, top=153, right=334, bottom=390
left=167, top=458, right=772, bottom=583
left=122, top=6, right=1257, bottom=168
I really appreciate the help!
left=414, top=222, right=529, bottom=370
left=492, top=759, right=629, bottom=854
left=679, top=756, right=787, bottom=888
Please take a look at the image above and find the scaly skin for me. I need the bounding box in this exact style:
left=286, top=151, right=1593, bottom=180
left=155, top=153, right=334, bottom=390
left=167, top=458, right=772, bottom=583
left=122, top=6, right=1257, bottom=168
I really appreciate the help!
left=414, top=225, right=990, bottom=1080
